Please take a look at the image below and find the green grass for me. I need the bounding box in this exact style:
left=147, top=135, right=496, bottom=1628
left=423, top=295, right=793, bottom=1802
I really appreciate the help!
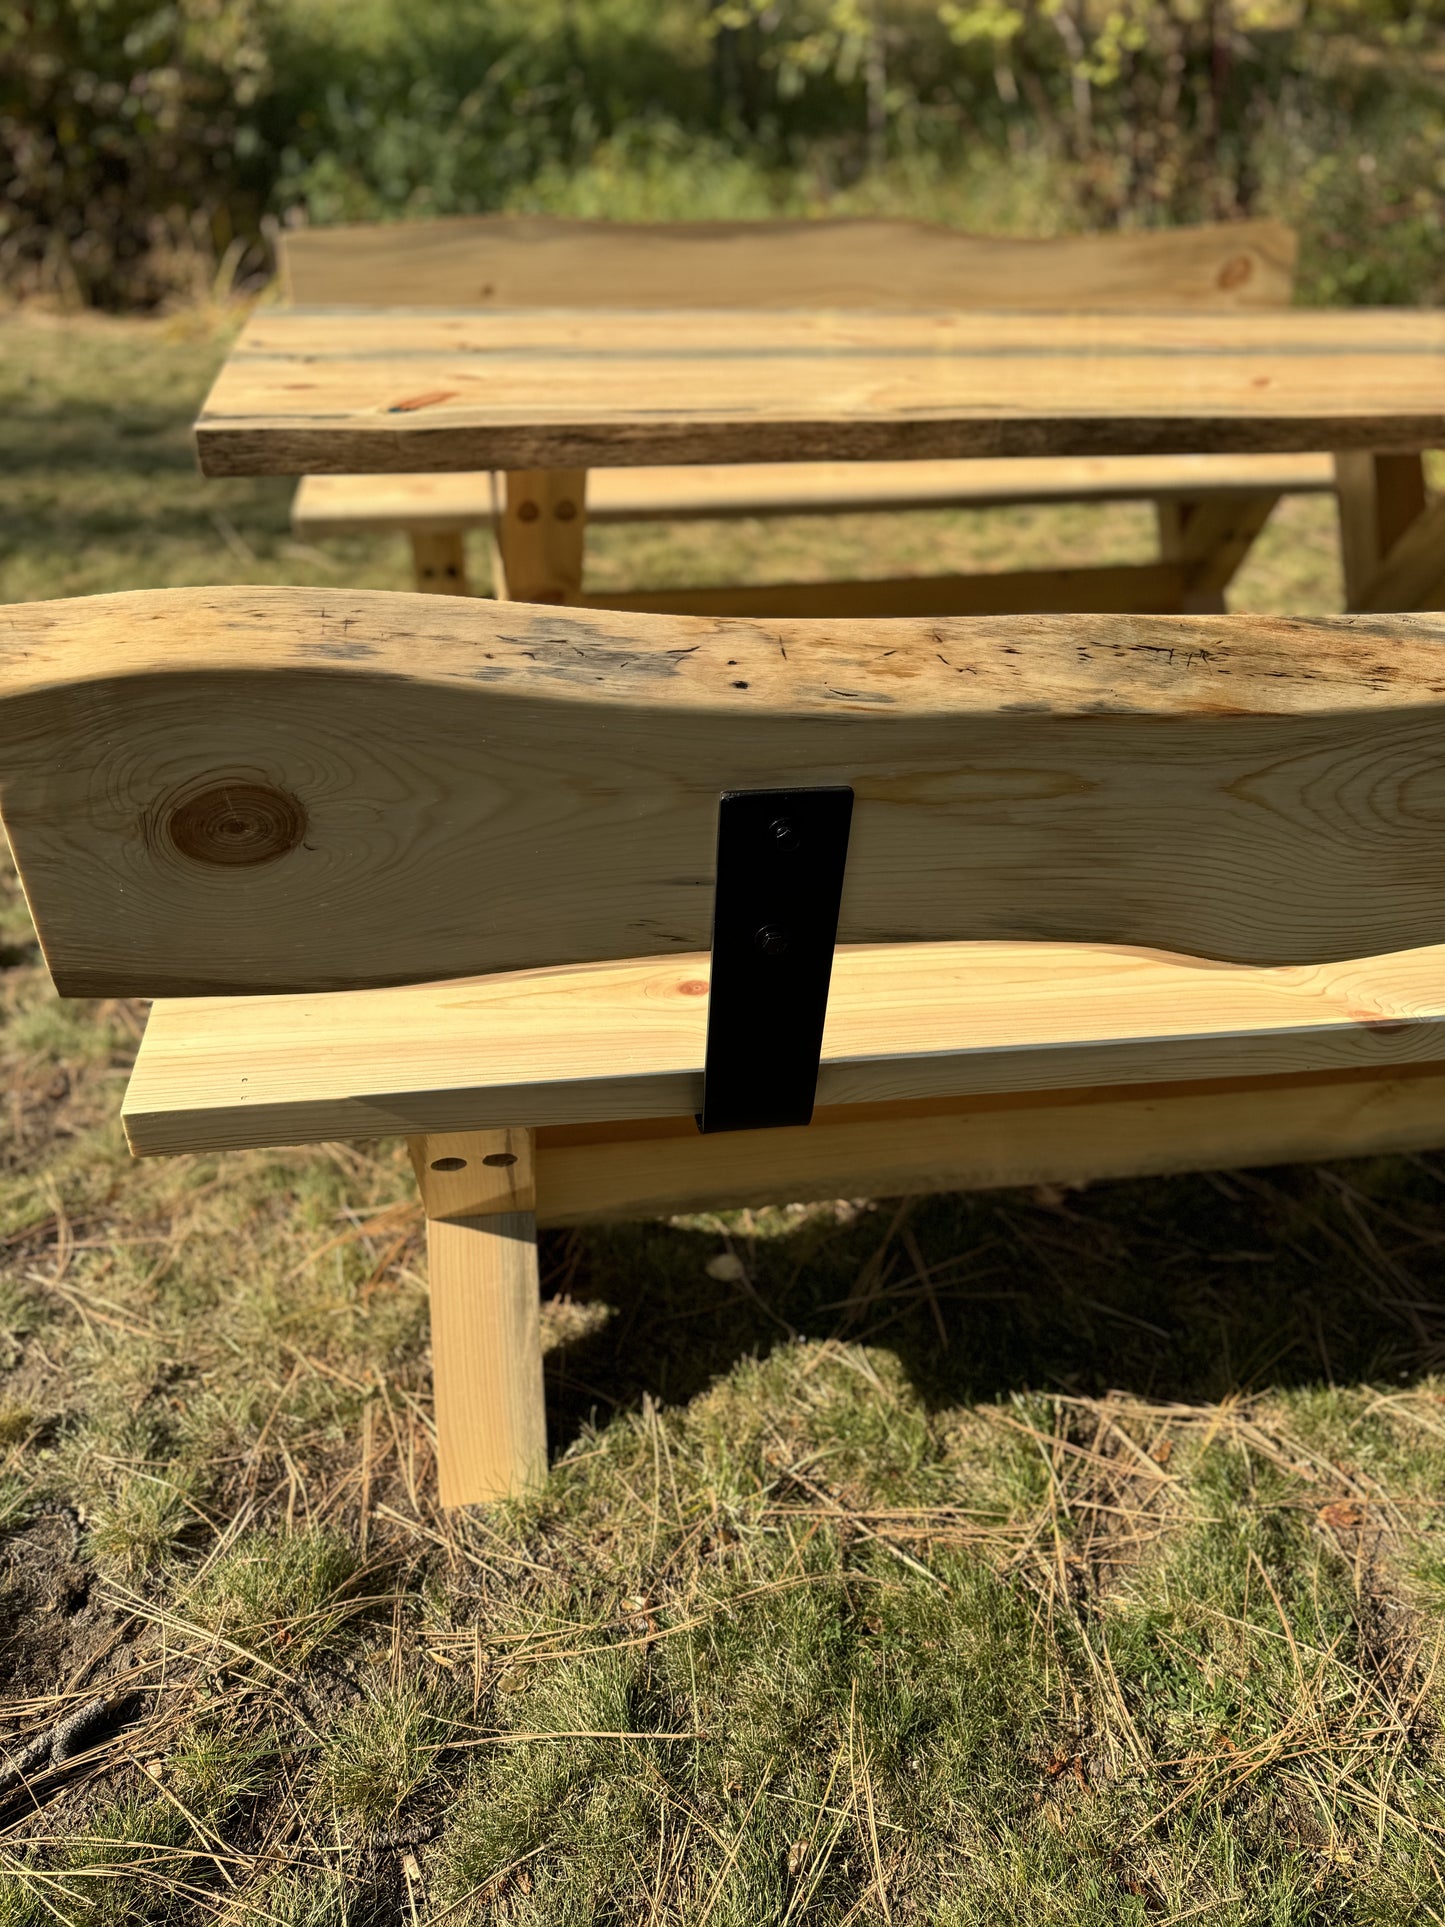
left=2, top=308, right=1445, bottom=1921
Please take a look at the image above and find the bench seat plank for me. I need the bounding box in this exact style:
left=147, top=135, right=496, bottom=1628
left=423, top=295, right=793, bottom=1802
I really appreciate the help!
left=123, top=937, right=1445, bottom=1155
left=291, top=454, right=1337, bottom=536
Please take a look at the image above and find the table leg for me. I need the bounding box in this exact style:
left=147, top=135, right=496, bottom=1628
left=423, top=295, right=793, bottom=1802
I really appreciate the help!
left=491, top=469, right=589, bottom=604
left=409, top=529, right=470, bottom=596
left=409, top=1128, right=546, bottom=1507
left=1333, top=452, right=1431, bottom=610
left=1156, top=493, right=1280, bottom=613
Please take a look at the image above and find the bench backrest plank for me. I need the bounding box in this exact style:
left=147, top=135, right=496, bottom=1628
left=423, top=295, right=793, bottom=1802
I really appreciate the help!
left=278, top=214, right=1297, bottom=312
left=2, top=590, right=1444, bottom=998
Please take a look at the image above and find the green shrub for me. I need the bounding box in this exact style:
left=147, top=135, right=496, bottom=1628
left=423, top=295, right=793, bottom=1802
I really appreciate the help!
left=2, top=1, right=1443, bottom=307
left=0, top=0, right=273, bottom=307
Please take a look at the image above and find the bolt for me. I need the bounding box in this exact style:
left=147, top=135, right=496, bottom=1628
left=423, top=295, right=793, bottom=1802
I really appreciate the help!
left=768, top=817, right=800, bottom=853
left=754, top=925, right=791, bottom=957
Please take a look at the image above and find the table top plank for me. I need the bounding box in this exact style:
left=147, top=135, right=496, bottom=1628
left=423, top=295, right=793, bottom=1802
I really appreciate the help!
left=197, top=307, right=1445, bottom=475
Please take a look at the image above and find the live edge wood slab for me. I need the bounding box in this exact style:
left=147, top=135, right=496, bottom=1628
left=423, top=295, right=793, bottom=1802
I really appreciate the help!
left=6, top=590, right=1445, bottom=998
left=195, top=308, right=1445, bottom=476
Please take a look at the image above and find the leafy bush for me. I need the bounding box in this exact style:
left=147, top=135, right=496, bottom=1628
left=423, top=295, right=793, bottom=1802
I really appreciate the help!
left=1, top=0, right=1442, bottom=307
left=0, top=0, right=272, bottom=307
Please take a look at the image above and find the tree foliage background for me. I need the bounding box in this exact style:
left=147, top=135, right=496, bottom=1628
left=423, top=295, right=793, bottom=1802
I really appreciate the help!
left=1, top=0, right=1442, bottom=307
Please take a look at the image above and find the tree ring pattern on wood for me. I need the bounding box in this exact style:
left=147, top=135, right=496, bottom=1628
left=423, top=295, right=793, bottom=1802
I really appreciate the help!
left=165, top=782, right=307, bottom=867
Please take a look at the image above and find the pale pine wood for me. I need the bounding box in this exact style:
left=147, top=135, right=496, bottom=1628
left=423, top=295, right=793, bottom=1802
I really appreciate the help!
left=409, top=529, right=469, bottom=595
left=1334, top=452, right=1431, bottom=608
left=123, top=937, right=1445, bottom=1156
left=530, top=1066, right=1445, bottom=1223
left=293, top=454, right=1337, bottom=536
left=1355, top=493, right=1445, bottom=614
left=1155, top=491, right=1282, bottom=611
left=409, top=1127, right=535, bottom=1217
left=278, top=214, right=1297, bottom=313
left=425, top=1194, right=547, bottom=1506
left=12, top=590, right=1445, bottom=997
left=581, top=563, right=1190, bottom=618
left=492, top=470, right=587, bottom=604
left=197, top=308, right=1445, bottom=476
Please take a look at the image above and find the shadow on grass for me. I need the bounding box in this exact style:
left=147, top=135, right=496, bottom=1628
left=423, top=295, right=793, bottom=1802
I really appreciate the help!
left=541, top=1152, right=1445, bottom=1453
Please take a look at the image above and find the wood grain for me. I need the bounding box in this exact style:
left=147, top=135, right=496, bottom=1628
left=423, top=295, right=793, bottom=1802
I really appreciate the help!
left=292, top=454, right=1338, bottom=535
left=197, top=308, right=1445, bottom=476
left=425, top=1199, right=547, bottom=1505
left=9, top=589, right=1445, bottom=999
left=530, top=1065, right=1445, bottom=1223
left=278, top=214, right=1298, bottom=313
left=122, top=935, right=1445, bottom=1154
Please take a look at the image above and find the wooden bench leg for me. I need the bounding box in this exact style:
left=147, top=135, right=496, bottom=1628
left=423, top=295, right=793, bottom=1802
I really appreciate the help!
left=408, top=1128, right=545, bottom=1506
left=492, top=469, right=588, bottom=604
left=1333, top=452, right=1430, bottom=610
left=410, top=529, right=470, bottom=596
left=1156, top=492, right=1280, bottom=612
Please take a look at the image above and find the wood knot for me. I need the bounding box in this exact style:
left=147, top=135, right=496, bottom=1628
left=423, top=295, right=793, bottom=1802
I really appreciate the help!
left=1217, top=253, right=1254, bottom=290
left=166, top=783, right=306, bottom=867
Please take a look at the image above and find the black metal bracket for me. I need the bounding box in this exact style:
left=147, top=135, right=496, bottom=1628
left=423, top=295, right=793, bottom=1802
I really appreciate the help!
left=697, top=786, right=854, bottom=1135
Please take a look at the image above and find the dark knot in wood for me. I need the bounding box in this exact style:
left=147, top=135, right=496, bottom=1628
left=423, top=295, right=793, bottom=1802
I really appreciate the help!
left=167, top=782, right=307, bottom=867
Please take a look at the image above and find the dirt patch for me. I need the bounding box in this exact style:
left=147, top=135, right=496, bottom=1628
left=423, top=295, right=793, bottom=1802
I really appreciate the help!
left=0, top=1509, right=115, bottom=1701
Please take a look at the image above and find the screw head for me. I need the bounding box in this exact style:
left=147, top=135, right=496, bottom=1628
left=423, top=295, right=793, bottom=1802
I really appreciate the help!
left=754, top=924, right=791, bottom=957
left=516, top=500, right=541, bottom=523
left=768, top=817, right=800, bottom=853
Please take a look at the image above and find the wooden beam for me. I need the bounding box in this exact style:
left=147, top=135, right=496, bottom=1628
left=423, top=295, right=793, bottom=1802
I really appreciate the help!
left=580, top=563, right=1189, bottom=619
left=293, top=454, right=1335, bottom=539
left=409, top=529, right=469, bottom=596
left=11, top=589, right=1445, bottom=998
left=1155, top=491, right=1281, bottom=611
left=531, top=1064, right=1445, bottom=1223
left=124, top=936, right=1445, bottom=1155
left=1357, top=493, right=1445, bottom=613
left=278, top=214, right=1298, bottom=313
left=492, top=469, right=587, bottom=605
left=411, top=1128, right=546, bottom=1506
left=1334, top=452, right=1430, bottom=609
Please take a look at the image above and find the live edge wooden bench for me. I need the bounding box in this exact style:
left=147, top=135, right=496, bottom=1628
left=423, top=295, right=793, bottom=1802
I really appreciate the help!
left=7, top=587, right=1445, bottom=1507
left=281, top=212, right=1332, bottom=613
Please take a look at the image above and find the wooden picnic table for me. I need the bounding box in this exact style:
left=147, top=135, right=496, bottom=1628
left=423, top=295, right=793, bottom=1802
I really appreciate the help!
left=196, top=305, right=1445, bottom=614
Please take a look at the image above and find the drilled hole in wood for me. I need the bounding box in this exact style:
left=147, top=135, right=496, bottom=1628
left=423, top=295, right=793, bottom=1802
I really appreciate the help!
left=430, top=1156, right=467, bottom=1171
left=482, top=1152, right=518, bottom=1167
